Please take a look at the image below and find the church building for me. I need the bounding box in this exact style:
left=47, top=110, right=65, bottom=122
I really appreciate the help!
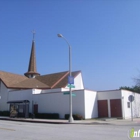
left=0, top=35, right=140, bottom=119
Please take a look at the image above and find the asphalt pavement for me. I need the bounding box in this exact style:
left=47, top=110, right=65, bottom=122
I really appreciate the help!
left=0, top=116, right=140, bottom=126
left=0, top=119, right=139, bottom=140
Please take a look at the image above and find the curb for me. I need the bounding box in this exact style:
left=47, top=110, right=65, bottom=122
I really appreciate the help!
left=0, top=117, right=138, bottom=125
left=0, top=117, right=111, bottom=125
left=0, top=118, right=69, bottom=124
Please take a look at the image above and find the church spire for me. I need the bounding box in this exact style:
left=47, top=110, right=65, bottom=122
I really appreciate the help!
left=24, top=31, right=40, bottom=78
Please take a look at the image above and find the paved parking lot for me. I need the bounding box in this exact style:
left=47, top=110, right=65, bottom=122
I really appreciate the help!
left=0, top=120, right=139, bottom=140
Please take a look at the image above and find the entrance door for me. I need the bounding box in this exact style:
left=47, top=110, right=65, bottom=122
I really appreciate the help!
left=18, top=104, right=24, bottom=117
left=98, top=100, right=108, bottom=117
left=34, top=104, right=38, bottom=113
left=110, top=99, right=122, bottom=118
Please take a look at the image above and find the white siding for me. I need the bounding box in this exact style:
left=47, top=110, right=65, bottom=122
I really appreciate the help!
left=97, top=90, right=122, bottom=100
left=8, top=89, right=33, bottom=112
left=33, top=90, right=85, bottom=119
left=64, top=73, right=84, bottom=90
left=74, top=73, right=84, bottom=90
left=134, top=93, right=140, bottom=118
left=5, top=88, right=98, bottom=119
left=7, top=89, right=86, bottom=118
left=122, top=90, right=140, bottom=119
left=72, top=90, right=85, bottom=118
left=41, top=88, right=62, bottom=94
left=0, top=82, right=9, bottom=111
left=84, top=90, right=97, bottom=119
left=33, top=92, right=69, bottom=118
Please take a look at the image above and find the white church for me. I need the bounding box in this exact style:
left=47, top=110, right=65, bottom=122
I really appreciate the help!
left=0, top=37, right=140, bottom=119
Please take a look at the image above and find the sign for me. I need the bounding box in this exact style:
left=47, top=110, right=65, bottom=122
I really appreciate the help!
left=128, top=95, right=134, bottom=121
left=128, top=95, right=134, bottom=102
left=67, top=84, right=75, bottom=88
left=68, top=76, right=74, bottom=84
left=63, top=92, right=76, bottom=96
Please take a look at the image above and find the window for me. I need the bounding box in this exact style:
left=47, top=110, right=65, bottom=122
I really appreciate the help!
left=127, top=102, right=130, bottom=108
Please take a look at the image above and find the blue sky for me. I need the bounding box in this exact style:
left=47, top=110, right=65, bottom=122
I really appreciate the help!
left=0, top=0, right=140, bottom=90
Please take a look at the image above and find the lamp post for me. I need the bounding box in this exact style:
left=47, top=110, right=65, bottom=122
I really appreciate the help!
left=57, top=34, right=74, bottom=123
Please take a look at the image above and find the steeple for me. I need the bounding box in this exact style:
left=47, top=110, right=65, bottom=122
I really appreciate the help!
left=24, top=31, right=40, bottom=78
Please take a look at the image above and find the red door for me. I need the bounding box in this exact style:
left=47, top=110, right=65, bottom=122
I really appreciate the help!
left=110, top=99, right=122, bottom=118
left=98, top=100, right=108, bottom=118
left=34, top=104, right=38, bottom=113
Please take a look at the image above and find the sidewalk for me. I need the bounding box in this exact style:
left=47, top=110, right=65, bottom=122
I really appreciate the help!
left=0, top=116, right=139, bottom=125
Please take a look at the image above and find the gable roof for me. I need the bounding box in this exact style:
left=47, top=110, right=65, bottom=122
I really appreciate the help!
left=35, top=71, right=69, bottom=88
left=11, top=78, right=49, bottom=89
left=35, top=71, right=81, bottom=89
left=0, top=70, right=81, bottom=89
left=53, top=71, right=81, bottom=88
left=0, top=71, right=28, bottom=88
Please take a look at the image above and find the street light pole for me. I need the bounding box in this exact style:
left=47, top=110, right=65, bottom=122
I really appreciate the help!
left=57, top=34, right=74, bottom=123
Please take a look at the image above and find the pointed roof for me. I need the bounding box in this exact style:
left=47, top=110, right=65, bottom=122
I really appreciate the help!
left=0, top=70, right=81, bottom=89
left=11, top=78, right=49, bottom=89
left=53, top=71, right=81, bottom=88
left=35, top=71, right=69, bottom=88
left=35, top=70, right=81, bottom=88
left=0, top=71, right=28, bottom=87
left=24, top=40, right=40, bottom=77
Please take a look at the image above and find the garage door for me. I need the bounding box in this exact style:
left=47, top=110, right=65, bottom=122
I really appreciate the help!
left=98, top=100, right=108, bottom=118
left=110, top=99, right=122, bottom=118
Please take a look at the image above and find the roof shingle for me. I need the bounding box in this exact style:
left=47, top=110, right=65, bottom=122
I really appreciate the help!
left=24, top=40, right=40, bottom=77
left=0, top=70, right=81, bottom=89
left=0, top=71, right=28, bottom=87
left=53, top=71, right=81, bottom=88
left=11, top=78, right=49, bottom=89
left=35, top=71, right=69, bottom=88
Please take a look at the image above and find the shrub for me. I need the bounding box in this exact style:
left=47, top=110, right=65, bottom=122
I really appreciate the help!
left=34, top=113, right=59, bottom=119
left=65, top=114, right=83, bottom=120
left=74, top=114, right=84, bottom=120
left=0, top=111, right=10, bottom=116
